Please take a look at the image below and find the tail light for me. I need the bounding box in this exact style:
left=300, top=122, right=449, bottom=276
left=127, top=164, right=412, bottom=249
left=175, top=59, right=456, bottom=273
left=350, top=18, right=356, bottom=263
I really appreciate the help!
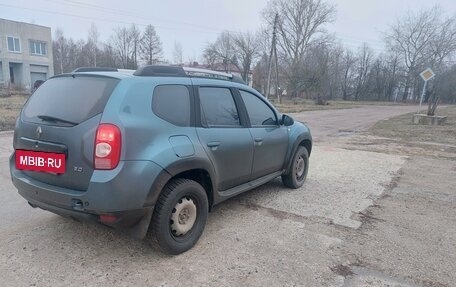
left=94, top=124, right=121, bottom=170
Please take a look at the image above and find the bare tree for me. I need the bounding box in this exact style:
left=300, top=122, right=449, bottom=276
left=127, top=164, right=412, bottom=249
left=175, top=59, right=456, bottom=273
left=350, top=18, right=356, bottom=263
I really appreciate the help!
left=384, top=54, right=400, bottom=101
left=203, top=31, right=236, bottom=72
left=434, top=64, right=456, bottom=104
left=385, top=6, right=441, bottom=102
left=232, top=32, right=261, bottom=82
left=53, top=29, right=68, bottom=74
left=130, top=24, right=141, bottom=68
left=341, top=49, right=357, bottom=100
left=354, top=43, right=373, bottom=101
left=368, top=57, right=387, bottom=101
left=428, top=16, right=456, bottom=67
left=98, top=44, right=118, bottom=68
left=303, top=43, right=331, bottom=102
left=251, top=28, right=277, bottom=95
left=172, top=41, right=183, bottom=65
left=140, top=24, right=163, bottom=65
left=263, top=0, right=336, bottom=96
left=326, top=44, right=344, bottom=100
left=53, top=29, right=84, bottom=73
left=87, top=23, right=99, bottom=67
left=202, top=43, right=219, bottom=69
left=252, top=53, right=270, bottom=95
left=110, top=26, right=133, bottom=68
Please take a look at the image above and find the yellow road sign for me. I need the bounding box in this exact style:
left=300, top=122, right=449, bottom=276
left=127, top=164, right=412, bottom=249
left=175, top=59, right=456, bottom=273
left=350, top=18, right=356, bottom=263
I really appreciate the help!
left=420, top=68, right=435, bottom=81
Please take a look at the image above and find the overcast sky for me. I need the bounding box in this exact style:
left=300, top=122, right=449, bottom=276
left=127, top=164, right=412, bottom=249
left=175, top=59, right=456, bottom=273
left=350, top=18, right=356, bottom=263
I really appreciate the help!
left=1, top=0, right=455, bottom=62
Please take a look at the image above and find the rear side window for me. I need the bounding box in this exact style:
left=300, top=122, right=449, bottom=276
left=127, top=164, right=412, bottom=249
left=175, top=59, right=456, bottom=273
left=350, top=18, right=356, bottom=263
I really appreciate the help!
left=152, top=85, right=191, bottom=127
left=24, top=76, right=119, bottom=124
left=199, top=87, right=240, bottom=127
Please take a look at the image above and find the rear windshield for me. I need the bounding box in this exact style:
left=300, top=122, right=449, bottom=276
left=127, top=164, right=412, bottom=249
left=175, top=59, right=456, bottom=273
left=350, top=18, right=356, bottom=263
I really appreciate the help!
left=23, top=76, right=119, bottom=124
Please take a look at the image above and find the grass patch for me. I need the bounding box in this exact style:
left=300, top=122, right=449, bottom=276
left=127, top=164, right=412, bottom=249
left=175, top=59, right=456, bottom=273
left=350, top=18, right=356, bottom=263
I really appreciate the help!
left=0, top=95, right=28, bottom=131
left=276, top=100, right=405, bottom=113
left=369, top=106, right=456, bottom=146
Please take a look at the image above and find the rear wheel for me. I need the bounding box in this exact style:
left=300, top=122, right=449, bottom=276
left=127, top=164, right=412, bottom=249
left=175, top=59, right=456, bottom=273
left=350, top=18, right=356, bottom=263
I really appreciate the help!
left=151, top=178, right=208, bottom=255
left=282, top=146, right=309, bottom=189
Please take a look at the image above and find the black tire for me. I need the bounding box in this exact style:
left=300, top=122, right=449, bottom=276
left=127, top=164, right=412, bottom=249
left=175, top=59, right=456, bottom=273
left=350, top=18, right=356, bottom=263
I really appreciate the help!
left=151, top=178, right=208, bottom=255
left=281, top=146, right=309, bottom=189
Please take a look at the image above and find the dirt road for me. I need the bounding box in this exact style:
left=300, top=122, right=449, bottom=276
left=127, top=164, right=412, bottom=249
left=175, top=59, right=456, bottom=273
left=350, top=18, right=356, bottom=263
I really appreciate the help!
left=0, top=105, right=453, bottom=287
left=291, top=105, right=422, bottom=141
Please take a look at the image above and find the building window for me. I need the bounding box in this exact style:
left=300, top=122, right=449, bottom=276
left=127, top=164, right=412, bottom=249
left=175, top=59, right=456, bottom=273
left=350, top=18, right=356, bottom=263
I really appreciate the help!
left=7, top=36, right=21, bottom=52
left=30, top=40, right=47, bottom=56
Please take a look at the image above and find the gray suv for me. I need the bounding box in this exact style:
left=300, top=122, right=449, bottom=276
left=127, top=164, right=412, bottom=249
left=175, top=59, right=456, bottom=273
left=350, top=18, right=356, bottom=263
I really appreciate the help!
left=10, top=66, right=312, bottom=254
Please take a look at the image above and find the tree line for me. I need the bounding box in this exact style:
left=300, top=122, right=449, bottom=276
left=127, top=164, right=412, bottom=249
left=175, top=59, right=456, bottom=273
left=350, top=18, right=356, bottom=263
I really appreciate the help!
left=53, top=23, right=165, bottom=73
left=52, top=0, right=456, bottom=104
left=203, top=1, right=456, bottom=104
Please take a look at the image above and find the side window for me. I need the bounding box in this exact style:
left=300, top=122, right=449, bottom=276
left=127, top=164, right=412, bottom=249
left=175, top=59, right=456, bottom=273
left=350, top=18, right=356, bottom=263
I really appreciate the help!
left=199, top=87, right=240, bottom=127
left=240, top=90, right=278, bottom=126
left=152, top=85, right=191, bottom=126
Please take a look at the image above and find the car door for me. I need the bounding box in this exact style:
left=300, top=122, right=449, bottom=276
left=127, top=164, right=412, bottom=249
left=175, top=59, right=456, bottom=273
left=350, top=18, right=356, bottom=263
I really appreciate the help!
left=238, top=89, right=288, bottom=180
left=196, top=86, right=254, bottom=191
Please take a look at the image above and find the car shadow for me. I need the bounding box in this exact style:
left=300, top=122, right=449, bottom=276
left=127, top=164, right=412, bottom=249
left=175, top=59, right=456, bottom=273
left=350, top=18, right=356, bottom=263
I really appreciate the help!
left=14, top=178, right=287, bottom=260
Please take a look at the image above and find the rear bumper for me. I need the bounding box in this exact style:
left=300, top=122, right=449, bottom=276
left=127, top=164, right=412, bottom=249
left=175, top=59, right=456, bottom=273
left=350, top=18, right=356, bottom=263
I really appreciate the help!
left=10, top=153, right=166, bottom=230
left=25, top=195, right=150, bottom=230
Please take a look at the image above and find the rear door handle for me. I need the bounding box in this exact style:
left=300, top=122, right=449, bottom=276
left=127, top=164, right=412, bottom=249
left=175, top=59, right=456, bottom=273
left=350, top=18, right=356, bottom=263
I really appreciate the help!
left=207, top=141, right=220, bottom=148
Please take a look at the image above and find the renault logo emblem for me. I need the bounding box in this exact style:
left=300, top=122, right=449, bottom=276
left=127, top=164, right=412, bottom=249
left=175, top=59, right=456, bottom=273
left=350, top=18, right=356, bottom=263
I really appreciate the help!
left=36, top=126, right=42, bottom=139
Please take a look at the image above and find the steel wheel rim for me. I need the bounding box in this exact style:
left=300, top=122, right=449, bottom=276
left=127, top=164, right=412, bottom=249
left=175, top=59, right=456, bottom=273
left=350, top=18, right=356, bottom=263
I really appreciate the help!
left=170, top=197, right=197, bottom=236
left=295, top=156, right=305, bottom=180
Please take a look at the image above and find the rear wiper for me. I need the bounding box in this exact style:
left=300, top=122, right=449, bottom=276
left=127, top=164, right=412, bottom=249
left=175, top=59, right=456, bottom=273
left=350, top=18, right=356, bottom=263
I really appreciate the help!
left=37, top=115, right=78, bottom=126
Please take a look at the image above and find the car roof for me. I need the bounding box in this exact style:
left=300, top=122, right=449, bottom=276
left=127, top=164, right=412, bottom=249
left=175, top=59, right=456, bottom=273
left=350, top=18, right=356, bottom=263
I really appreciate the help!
left=58, top=66, right=248, bottom=85
left=50, top=71, right=134, bottom=80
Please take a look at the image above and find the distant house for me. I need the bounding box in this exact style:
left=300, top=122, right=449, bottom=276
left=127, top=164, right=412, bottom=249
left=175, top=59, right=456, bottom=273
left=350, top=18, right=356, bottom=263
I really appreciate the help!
left=0, top=18, right=54, bottom=90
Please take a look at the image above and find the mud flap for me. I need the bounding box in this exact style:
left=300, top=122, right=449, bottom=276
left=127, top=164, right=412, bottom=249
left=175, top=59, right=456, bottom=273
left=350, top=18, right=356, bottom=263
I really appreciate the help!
left=126, top=206, right=154, bottom=240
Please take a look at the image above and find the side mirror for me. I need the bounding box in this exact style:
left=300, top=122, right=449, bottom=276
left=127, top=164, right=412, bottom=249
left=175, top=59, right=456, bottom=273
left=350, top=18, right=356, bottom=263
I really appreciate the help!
left=281, top=114, right=294, bottom=126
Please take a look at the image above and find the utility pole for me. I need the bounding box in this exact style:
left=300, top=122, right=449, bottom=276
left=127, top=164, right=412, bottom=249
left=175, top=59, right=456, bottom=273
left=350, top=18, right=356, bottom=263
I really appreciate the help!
left=266, top=13, right=280, bottom=103
left=274, top=37, right=280, bottom=104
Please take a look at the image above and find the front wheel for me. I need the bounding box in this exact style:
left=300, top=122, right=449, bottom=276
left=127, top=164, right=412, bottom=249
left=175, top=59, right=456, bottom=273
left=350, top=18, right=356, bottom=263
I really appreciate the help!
left=282, top=146, right=309, bottom=189
left=151, top=178, right=208, bottom=255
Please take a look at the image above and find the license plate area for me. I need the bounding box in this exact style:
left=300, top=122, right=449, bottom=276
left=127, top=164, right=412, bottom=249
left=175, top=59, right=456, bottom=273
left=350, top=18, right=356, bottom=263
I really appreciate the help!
left=16, top=150, right=66, bottom=174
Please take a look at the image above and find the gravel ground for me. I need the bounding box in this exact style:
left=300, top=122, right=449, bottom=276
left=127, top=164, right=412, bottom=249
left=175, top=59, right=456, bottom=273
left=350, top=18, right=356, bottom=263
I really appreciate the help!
left=0, top=105, right=454, bottom=287
left=340, top=156, right=456, bottom=287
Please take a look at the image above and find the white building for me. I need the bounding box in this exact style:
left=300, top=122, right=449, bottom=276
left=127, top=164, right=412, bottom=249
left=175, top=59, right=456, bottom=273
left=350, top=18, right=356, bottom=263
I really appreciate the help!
left=0, top=18, right=54, bottom=90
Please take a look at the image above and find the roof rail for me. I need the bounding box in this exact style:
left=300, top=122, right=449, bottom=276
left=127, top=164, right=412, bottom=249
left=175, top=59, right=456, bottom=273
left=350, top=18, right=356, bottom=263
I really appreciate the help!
left=133, top=65, right=246, bottom=85
left=117, top=69, right=135, bottom=75
left=134, top=65, right=186, bottom=77
left=183, top=67, right=246, bottom=85
left=182, top=67, right=232, bottom=80
left=182, top=67, right=246, bottom=84
left=72, top=67, right=118, bottom=73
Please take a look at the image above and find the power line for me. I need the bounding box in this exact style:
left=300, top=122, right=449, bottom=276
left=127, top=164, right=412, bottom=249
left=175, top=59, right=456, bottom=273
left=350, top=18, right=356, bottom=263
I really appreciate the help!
left=0, top=3, right=228, bottom=35
left=44, top=0, right=237, bottom=34
left=0, top=2, right=395, bottom=56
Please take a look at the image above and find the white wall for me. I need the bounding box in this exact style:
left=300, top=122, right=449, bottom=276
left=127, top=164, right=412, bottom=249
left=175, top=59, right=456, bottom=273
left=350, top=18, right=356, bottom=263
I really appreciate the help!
left=0, top=19, right=54, bottom=89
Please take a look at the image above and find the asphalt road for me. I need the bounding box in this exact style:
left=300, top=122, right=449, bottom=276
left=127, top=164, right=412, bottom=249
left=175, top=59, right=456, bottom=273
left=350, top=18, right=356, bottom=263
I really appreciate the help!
left=1, top=104, right=451, bottom=287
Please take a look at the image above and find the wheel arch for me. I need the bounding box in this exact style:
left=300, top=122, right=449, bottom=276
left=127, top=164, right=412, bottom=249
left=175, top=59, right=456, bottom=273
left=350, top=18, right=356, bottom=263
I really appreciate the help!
left=144, top=158, right=216, bottom=211
left=284, top=136, right=312, bottom=175
left=169, top=169, right=214, bottom=211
